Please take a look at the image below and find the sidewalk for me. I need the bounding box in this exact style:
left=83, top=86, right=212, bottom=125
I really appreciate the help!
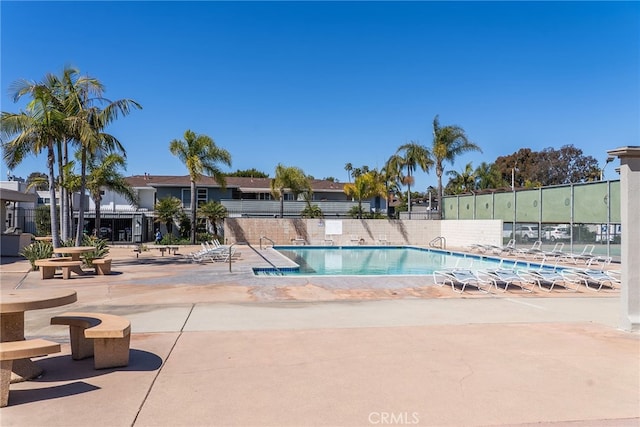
left=1, top=246, right=638, bottom=426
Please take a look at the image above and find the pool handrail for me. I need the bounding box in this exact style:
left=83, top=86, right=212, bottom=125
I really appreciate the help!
left=229, top=241, right=283, bottom=275
left=429, top=236, right=446, bottom=249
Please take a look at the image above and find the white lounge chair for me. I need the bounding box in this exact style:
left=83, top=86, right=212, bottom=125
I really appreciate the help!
left=186, top=243, right=212, bottom=263
left=526, top=242, right=567, bottom=262
left=569, top=262, right=620, bottom=291
left=495, top=239, right=517, bottom=255
left=561, top=245, right=596, bottom=264
left=432, top=269, right=492, bottom=293
left=528, top=262, right=581, bottom=292
left=484, top=261, right=536, bottom=292
left=478, top=239, right=517, bottom=255
left=574, top=269, right=621, bottom=291
left=515, top=240, right=544, bottom=259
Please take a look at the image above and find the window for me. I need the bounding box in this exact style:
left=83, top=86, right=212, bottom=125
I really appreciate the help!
left=197, top=188, right=207, bottom=208
left=181, top=188, right=209, bottom=208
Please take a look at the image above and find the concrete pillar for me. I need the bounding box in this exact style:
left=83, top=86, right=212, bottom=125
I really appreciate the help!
left=607, top=146, right=640, bottom=332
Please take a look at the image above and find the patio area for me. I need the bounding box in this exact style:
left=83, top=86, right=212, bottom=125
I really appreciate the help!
left=1, top=245, right=638, bottom=426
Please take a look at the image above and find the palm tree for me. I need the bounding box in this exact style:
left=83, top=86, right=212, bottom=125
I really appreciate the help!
left=270, top=164, right=311, bottom=218
left=475, top=161, right=505, bottom=190
left=343, top=171, right=387, bottom=219
left=344, top=162, right=353, bottom=183
left=154, top=196, right=182, bottom=237
left=1, top=72, right=67, bottom=247
left=431, top=115, right=482, bottom=218
left=198, top=200, right=227, bottom=237
left=169, top=130, right=232, bottom=244
left=85, top=153, right=138, bottom=234
left=380, top=163, right=401, bottom=217
left=445, top=162, right=477, bottom=194
left=393, top=141, right=433, bottom=218
left=62, top=68, right=141, bottom=246
left=301, top=190, right=324, bottom=219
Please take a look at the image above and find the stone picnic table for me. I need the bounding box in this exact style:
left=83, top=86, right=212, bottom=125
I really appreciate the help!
left=1, top=288, right=77, bottom=382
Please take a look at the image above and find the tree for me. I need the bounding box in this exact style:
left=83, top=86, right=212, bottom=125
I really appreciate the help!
left=494, top=145, right=599, bottom=187
left=474, top=162, right=505, bottom=190
left=35, top=205, right=51, bottom=236
left=380, top=161, right=402, bottom=217
left=301, top=190, right=324, bottom=219
left=392, top=141, right=432, bottom=218
left=445, top=162, right=477, bottom=194
left=154, top=196, right=182, bottom=236
left=61, top=68, right=141, bottom=246
left=344, top=163, right=353, bottom=183
left=169, top=130, right=232, bottom=244
left=85, top=152, right=138, bottom=234
left=430, top=115, right=481, bottom=218
left=177, top=211, right=191, bottom=239
left=26, top=172, right=49, bottom=190
left=270, top=164, right=311, bottom=218
left=226, top=168, right=268, bottom=178
left=2, top=72, right=67, bottom=247
left=198, top=200, right=227, bottom=236
left=343, top=171, right=387, bottom=219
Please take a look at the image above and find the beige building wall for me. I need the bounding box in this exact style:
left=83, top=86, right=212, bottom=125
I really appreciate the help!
left=223, top=218, right=502, bottom=249
left=608, top=146, right=639, bottom=332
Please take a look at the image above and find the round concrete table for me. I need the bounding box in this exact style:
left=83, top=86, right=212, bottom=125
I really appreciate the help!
left=53, top=246, right=95, bottom=275
left=1, top=288, right=77, bottom=382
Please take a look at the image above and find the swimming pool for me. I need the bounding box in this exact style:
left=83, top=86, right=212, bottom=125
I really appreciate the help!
left=253, top=246, right=523, bottom=276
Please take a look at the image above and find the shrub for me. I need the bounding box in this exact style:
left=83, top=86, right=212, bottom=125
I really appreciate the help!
left=80, top=236, right=110, bottom=266
left=20, top=241, right=53, bottom=270
left=59, top=236, right=109, bottom=267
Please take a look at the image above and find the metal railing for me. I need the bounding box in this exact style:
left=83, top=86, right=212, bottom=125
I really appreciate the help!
left=259, top=236, right=276, bottom=249
left=228, top=241, right=283, bottom=275
left=429, top=236, right=446, bottom=249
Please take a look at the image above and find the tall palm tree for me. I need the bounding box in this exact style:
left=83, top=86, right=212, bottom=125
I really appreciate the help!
left=393, top=141, right=433, bottom=218
left=380, top=163, right=401, bottom=217
left=62, top=68, right=141, bottom=245
left=85, top=152, right=138, bottom=234
left=169, top=130, right=232, bottom=244
left=270, top=164, right=311, bottom=218
left=430, top=115, right=481, bottom=218
left=1, top=73, right=67, bottom=247
left=344, top=162, right=353, bottom=183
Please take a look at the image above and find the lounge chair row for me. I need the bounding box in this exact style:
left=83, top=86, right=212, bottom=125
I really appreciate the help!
left=186, top=240, right=239, bottom=263
left=469, top=240, right=608, bottom=265
left=433, top=259, right=620, bottom=294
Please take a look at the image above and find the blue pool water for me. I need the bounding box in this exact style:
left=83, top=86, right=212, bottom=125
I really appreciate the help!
left=253, top=246, right=519, bottom=276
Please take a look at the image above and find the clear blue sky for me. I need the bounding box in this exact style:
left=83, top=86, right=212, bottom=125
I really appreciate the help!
left=2, top=1, right=638, bottom=192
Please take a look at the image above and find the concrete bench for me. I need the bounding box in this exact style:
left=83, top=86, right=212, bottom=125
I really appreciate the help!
left=50, top=312, right=131, bottom=369
left=35, top=258, right=83, bottom=279
left=92, top=258, right=112, bottom=275
left=154, top=246, right=179, bottom=256
left=1, top=339, right=61, bottom=407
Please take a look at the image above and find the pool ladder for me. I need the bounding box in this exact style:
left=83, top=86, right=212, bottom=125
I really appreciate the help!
left=429, top=236, right=446, bottom=249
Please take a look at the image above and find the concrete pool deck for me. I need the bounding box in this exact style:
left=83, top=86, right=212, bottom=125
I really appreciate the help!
left=0, top=245, right=638, bottom=426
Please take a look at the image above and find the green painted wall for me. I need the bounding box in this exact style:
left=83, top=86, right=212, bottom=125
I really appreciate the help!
left=443, top=180, right=620, bottom=224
